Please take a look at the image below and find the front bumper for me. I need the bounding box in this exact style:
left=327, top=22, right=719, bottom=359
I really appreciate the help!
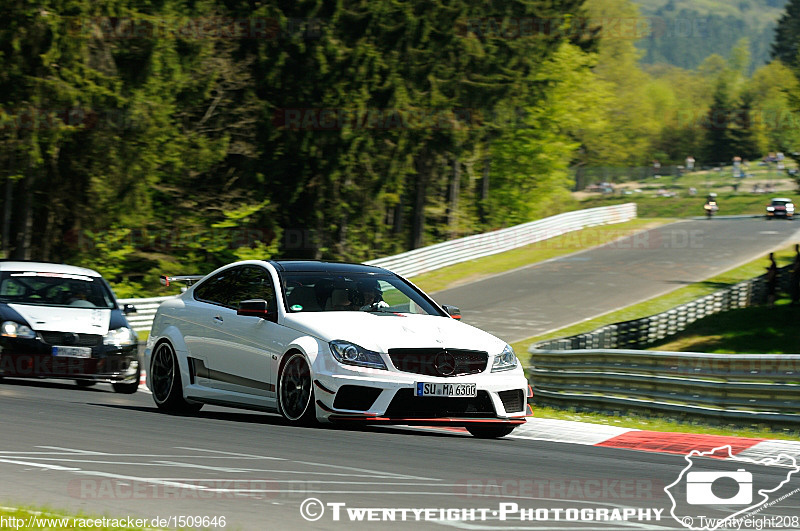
left=0, top=337, right=139, bottom=383
left=311, top=359, right=529, bottom=426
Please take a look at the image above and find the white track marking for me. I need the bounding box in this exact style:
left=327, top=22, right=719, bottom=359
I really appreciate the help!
left=174, top=447, right=285, bottom=460
left=288, top=459, right=439, bottom=481
left=153, top=461, right=254, bottom=473
left=0, top=458, right=80, bottom=471
left=36, top=446, right=108, bottom=455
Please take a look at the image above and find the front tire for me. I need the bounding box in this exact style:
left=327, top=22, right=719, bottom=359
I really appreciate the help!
left=466, top=424, right=516, bottom=439
left=112, top=369, right=140, bottom=394
left=278, top=353, right=316, bottom=425
left=150, top=341, right=202, bottom=414
left=75, top=379, right=96, bottom=388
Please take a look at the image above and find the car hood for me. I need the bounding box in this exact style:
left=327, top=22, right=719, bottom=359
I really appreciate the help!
left=282, top=311, right=507, bottom=354
left=8, top=304, right=111, bottom=335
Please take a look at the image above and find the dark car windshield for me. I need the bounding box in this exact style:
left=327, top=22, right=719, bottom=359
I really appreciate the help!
left=771, top=200, right=791, bottom=206
left=0, top=271, right=116, bottom=309
left=281, top=272, right=442, bottom=316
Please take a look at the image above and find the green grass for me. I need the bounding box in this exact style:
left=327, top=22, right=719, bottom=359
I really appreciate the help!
left=412, top=218, right=671, bottom=293
left=531, top=405, right=800, bottom=441
left=511, top=245, right=798, bottom=355
left=650, top=298, right=800, bottom=353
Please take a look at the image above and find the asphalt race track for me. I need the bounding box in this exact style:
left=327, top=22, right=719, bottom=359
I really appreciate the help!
left=1, top=218, right=799, bottom=530
left=435, top=218, right=800, bottom=343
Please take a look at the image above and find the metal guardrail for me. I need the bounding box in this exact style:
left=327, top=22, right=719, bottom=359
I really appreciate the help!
left=121, top=204, right=637, bottom=332
left=365, top=203, right=636, bottom=278
left=527, top=349, right=800, bottom=423
left=532, top=265, right=791, bottom=351
left=118, top=295, right=176, bottom=333
left=528, top=263, right=798, bottom=423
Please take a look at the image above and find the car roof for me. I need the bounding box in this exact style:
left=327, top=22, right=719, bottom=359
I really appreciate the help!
left=0, top=261, right=102, bottom=277
left=269, top=260, right=388, bottom=275
left=771, top=198, right=792, bottom=202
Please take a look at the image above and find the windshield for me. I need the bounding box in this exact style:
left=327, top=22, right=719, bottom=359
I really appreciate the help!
left=281, top=272, right=442, bottom=316
left=0, top=271, right=116, bottom=309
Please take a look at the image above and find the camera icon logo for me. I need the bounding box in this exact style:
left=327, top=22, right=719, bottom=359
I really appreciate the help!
left=686, top=469, right=752, bottom=506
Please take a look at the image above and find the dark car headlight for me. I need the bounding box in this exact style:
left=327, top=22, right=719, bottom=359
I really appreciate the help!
left=103, top=327, right=137, bottom=347
left=329, top=340, right=387, bottom=370
left=1, top=321, right=36, bottom=339
left=491, top=344, right=518, bottom=372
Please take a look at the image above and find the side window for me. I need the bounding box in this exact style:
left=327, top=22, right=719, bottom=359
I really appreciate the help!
left=227, top=266, right=276, bottom=310
left=194, top=270, right=236, bottom=306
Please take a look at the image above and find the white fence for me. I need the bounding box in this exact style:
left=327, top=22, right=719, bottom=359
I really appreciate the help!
left=122, top=203, right=637, bottom=332
left=364, top=203, right=637, bottom=277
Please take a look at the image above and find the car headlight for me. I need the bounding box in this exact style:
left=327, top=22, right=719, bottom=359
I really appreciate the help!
left=767, top=206, right=775, bottom=211
left=329, top=340, right=387, bottom=370
left=491, top=344, right=518, bottom=372
left=104, top=327, right=137, bottom=347
left=1, top=321, right=36, bottom=339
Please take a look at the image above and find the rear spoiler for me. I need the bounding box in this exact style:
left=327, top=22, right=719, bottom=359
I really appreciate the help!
left=160, top=275, right=204, bottom=287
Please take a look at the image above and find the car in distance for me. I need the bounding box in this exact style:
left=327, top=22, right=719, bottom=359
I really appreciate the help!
left=0, top=261, right=140, bottom=393
left=766, top=198, right=794, bottom=219
left=144, top=260, right=529, bottom=438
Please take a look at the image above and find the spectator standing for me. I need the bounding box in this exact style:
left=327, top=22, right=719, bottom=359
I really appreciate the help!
left=792, top=245, right=800, bottom=306
left=685, top=155, right=695, bottom=172
left=766, top=252, right=778, bottom=306
left=732, top=156, right=742, bottom=178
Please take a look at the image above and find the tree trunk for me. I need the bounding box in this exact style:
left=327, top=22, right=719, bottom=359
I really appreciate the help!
left=14, top=173, right=35, bottom=260
left=411, top=155, right=430, bottom=250
left=447, top=158, right=461, bottom=238
left=479, top=155, right=490, bottom=224
left=2, top=176, right=12, bottom=258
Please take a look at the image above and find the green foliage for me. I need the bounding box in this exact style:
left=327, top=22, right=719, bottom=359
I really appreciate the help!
left=635, top=0, right=789, bottom=73
left=771, top=0, right=800, bottom=70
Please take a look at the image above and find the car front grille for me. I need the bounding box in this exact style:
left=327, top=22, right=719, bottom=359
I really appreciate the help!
left=384, top=389, right=495, bottom=418
left=39, top=332, right=102, bottom=347
left=498, top=389, right=525, bottom=413
left=387, top=348, right=487, bottom=377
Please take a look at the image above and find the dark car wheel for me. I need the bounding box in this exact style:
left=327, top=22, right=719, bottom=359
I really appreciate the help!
left=112, top=368, right=140, bottom=394
left=150, top=341, right=202, bottom=414
left=75, top=379, right=97, bottom=388
left=466, top=424, right=517, bottom=439
left=278, top=353, right=316, bottom=425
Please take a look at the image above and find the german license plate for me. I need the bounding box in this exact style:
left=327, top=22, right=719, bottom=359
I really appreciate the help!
left=52, top=346, right=91, bottom=358
left=415, top=382, right=477, bottom=397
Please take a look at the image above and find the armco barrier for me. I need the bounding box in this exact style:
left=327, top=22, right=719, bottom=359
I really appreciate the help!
left=121, top=204, right=637, bottom=333
left=531, top=264, right=791, bottom=351
left=527, top=349, right=800, bottom=423
left=118, top=295, right=176, bottom=333
left=528, top=262, right=798, bottom=423
left=364, top=203, right=636, bottom=278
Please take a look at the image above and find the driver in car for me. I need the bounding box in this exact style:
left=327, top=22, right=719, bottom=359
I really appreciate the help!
left=358, top=279, right=388, bottom=310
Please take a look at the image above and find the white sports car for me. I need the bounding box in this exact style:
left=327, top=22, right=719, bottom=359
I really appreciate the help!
left=144, top=260, right=529, bottom=438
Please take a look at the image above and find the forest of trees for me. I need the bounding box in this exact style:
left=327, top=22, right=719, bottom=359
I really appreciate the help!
left=1, top=0, right=800, bottom=296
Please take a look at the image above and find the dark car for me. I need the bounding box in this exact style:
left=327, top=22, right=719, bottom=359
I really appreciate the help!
left=766, top=198, right=794, bottom=219
left=0, top=261, right=140, bottom=393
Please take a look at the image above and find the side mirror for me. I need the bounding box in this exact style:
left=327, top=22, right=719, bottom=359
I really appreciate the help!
left=122, top=304, right=137, bottom=314
left=441, top=304, right=461, bottom=320
left=237, top=299, right=275, bottom=321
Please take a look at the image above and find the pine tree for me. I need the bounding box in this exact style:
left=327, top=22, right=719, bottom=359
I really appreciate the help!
left=772, top=0, right=800, bottom=71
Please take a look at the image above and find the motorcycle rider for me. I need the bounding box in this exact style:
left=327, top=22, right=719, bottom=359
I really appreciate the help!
left=704, top=193, right=718, bottom=218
